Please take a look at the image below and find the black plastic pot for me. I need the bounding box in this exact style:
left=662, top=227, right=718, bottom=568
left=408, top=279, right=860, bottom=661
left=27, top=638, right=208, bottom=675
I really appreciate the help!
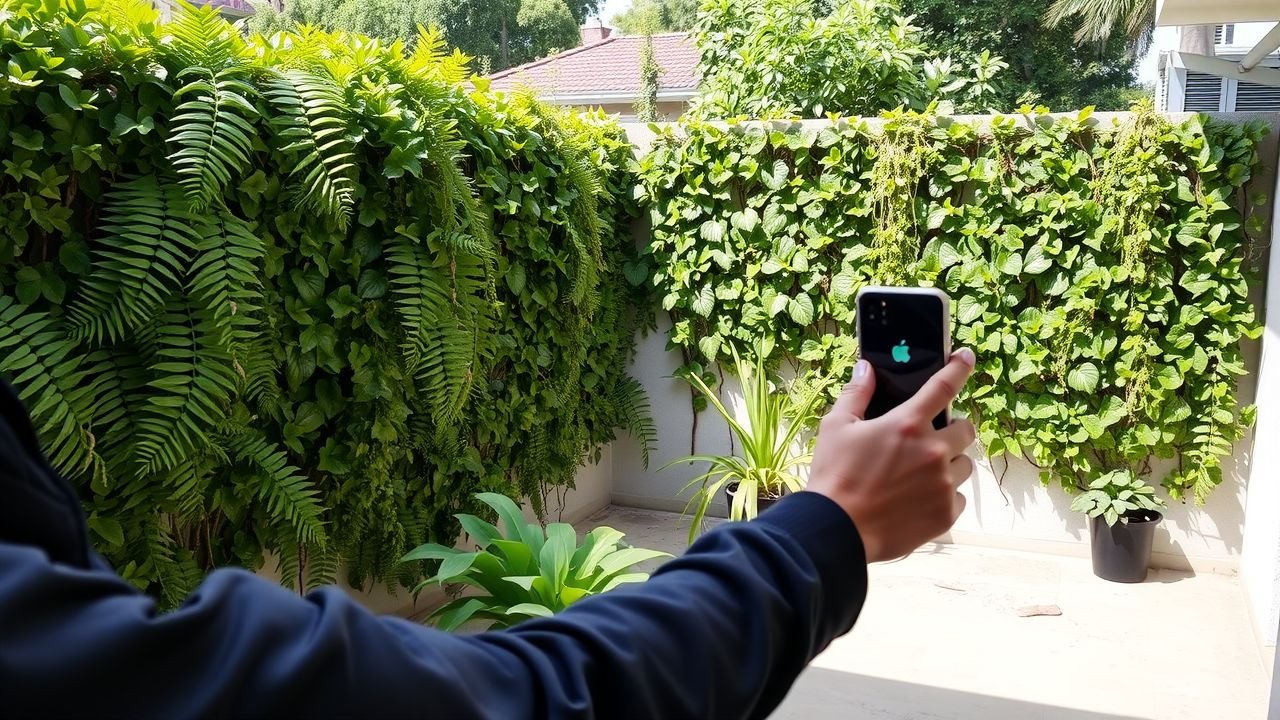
left=1089, top=510, right=1162, bottom=583
left=724, top=483, right=782, bottom=517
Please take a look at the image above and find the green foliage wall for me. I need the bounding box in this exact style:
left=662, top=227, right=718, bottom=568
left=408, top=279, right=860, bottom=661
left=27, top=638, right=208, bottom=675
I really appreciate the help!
left=0, top=0, right=651, bottom=602
left=637, top=106, right=1270, bottom=516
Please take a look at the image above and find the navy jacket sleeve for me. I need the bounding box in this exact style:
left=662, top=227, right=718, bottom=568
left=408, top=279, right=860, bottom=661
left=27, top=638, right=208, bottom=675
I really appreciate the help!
left=0, top=381, right=869, bottom=719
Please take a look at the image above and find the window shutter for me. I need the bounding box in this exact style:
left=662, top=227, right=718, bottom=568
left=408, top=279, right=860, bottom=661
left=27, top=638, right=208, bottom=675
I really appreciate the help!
left=1183, top=72, right=1225, bottom=111
left=1234, top=80, right=1280, bottom=111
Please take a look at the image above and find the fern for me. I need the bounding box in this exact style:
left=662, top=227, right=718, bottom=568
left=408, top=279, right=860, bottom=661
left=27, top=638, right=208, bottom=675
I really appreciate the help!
left=263, top=70, right=357, bottom=225
left=225, top=429, right=327, bottom=547
left=386, top=227, right=492, bottom=425
left=303, top=544, right=338, bottom=592
left=133, top=300, right=239, bottom=477
left=168, top=66, right=258, bottom=210
left=188, top=209, right=266, bottom=331
left=69, top=177, right=204, bottom=344
left=0, top=298, right=122, bottom=478
left=163, top=0, right=243, bottom=69
left=611, top=378, right=658, bottom=469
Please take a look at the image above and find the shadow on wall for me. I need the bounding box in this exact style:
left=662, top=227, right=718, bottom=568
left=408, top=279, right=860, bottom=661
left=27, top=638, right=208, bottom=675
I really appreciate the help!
left=775, top=669, right=1145, bottom=720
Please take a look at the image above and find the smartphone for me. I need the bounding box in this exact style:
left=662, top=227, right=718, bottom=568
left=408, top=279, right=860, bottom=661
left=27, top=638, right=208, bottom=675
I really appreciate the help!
left=855, top=287, right=952, bottom=430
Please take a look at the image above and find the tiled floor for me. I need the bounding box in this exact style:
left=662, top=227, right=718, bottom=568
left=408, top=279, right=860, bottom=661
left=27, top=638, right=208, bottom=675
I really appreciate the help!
left=590, top=505, right=1272, bottom=720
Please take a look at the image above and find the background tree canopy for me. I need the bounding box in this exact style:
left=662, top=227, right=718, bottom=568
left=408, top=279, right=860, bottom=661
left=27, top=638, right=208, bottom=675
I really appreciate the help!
left=903, top=0, right=1144, bottom=111
left=691, top=0, right=1007, bottom=119
left=611, top=0, right=700, bottom=34
left=249, top=0, right=599, bottom=71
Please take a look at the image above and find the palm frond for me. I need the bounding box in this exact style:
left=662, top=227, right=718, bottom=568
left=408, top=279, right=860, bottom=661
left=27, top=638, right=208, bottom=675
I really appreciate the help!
left=69, top=177, right=203, bottom=345
left=168, top=66, right=259, bottom=210
left=262, top=69, right=356, bottom=226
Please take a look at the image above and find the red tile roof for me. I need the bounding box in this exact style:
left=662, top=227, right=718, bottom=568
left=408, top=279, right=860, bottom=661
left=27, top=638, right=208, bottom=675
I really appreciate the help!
left=487, top=33, right=700, bottom=98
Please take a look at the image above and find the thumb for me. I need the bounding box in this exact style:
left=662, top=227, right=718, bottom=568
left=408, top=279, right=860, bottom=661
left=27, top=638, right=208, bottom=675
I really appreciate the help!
left=831, top=360, right=875, bottom=420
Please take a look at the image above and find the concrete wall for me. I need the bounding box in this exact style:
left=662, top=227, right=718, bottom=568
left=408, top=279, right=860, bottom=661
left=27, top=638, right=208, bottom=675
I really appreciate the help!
left=612, top=115, right=1280, bottom=590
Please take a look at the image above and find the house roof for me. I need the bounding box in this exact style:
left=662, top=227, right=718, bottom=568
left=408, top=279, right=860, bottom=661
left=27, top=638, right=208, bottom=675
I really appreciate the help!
left=486, top=33, right=700, bottom=102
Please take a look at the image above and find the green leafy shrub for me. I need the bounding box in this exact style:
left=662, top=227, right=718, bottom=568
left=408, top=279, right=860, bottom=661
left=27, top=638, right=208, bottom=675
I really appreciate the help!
left=666, top=350, right=824, bottom=543
left=691, top=0, right=1007, bottom=119
left=0, top=0, right=654, bottom=603
left=403, top=493, right=670, bottom=630
left=1070, top=470, right=1163, bottom=526
left=637, top=103, right=1268, bottom=511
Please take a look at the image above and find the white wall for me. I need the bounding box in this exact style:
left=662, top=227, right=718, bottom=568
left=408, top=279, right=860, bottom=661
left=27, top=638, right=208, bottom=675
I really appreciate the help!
left=1242, top=139, right=1280, bottom=656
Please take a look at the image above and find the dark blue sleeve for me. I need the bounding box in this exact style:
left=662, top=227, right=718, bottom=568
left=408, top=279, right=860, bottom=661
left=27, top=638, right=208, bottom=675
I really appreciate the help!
left=0, top=384, right=868, bottom=719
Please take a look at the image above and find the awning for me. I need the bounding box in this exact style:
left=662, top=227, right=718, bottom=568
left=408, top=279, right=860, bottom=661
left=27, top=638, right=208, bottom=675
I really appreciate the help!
left=1155, top=1, right=1280, bottom=87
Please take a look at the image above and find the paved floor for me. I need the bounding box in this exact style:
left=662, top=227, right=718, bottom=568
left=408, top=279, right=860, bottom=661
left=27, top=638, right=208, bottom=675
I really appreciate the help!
left=589, top=505, right=1272, bottom=720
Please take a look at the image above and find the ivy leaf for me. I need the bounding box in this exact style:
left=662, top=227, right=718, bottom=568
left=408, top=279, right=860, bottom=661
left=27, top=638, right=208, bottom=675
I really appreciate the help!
left=15, top=266, right=41, bottom=305
left=691, top=285, right=715, bottom=317
left=731, top=207, right=760, bottom=233
left=1098, top=396, right=1127, bottom=427
left=506, top=264, right=527, bottom=295
left=700, top=220, right=726, bottom=244
left=787, top=294, right=815, bottom=325
left=698, top=334, right=721, bottom=361
left=1067, top=362, right=1100, bottom=393
left=1023, top=244, right=1051, bottom=274
left=762, top=204, right=788, bottom=235
left=829, top=271, right=856, bottom=300
left=997, top=252, right=1023, bottom=276
left=1154, top=365, right=1183, bottom=390
left=622, top=258, right=649, bottom=285
left=937, top=240, right=961, bottom=269
left=957, top=295, right=984, bottom=324
left=926, top=205, right=946, bottom=231
left=762, top=160, right=789, bottom=191
left=768, top=293, right=791, bottom=318
left=357, top=270, right=387, bottom=299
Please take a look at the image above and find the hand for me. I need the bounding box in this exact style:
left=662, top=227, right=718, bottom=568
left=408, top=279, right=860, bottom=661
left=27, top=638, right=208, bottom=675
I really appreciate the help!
left=807, top=349, right=977, bottom=563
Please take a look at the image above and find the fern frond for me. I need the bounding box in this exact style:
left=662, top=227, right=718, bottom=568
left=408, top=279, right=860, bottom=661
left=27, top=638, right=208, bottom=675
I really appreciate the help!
left=263, top=70, right=356, bottom=226
left=0, top=298, right=122, bottom=479
left=611, top=377, right=658, bottom=469
left=386, top=227, right=493, bottom=425
left=168, top=66, right=258, bottom=210
left=189, top=209, right=265, bottom=333
left=69, top=176, right=203, bottom=344
left=303, top=544, right=337, bottom=592
left=273, top=530, right=303, bottom=591
left=133, top=300, right=239, bottom=477
left=167, top=457, right=213, bottom=521
left=225, top=429, right=327, bottom=547
left=148, top=518, right=203, bottom=608
left=162, top=0, right=244, bottom=69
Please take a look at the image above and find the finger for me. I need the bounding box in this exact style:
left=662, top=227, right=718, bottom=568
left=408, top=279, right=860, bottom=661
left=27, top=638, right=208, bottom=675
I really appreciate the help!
left=948, top=454, right=974, bottom=489
left=950, top=491, right=967, bottom=522
left=936, top=418, right=976, bottom=456
left=830, top=360, right=875, bottom=421
left=899, top=348, right=976, bottom=423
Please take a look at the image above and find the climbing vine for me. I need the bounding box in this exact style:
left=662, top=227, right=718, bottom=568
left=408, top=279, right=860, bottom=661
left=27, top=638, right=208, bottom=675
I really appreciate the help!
left=637, top=103, right=1269, bottom=509
left=0, top=1, right=654, bottom=603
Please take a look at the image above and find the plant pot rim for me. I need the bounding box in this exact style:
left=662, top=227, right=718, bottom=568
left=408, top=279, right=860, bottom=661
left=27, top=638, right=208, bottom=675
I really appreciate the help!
left=1094, top=509, right=1163, bottom=525
left=725, top=482, right=786, bottom=501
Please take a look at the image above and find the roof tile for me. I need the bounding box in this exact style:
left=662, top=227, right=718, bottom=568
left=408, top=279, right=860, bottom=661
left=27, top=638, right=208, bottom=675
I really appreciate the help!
left=487, top=33, right=699, bottom=97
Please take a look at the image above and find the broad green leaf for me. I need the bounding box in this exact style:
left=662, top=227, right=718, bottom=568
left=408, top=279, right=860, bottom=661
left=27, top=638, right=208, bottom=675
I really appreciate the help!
left=787, top=294, right=815, bottom=325
left=1067, top=362, right=1100, bottom=393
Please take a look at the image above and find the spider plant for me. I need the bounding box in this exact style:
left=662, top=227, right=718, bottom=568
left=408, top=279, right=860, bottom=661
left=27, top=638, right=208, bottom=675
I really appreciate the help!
left=666, top=351, right=826, bottom=544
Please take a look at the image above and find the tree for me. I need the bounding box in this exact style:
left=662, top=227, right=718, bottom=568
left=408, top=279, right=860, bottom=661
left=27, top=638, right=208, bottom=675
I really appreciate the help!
left=691, top=0, right=1007, bottom=119
left=248, top=0, right=595, bottom=71
left=1044, top=0, right=1155, bottom=55
left=611, top=0, right=699, bottom=34
left=904, top=0, right=1142, bottom=110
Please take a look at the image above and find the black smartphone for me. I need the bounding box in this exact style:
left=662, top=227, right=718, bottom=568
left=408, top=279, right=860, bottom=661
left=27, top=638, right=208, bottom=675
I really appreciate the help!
left=855, top=287, right=952, bottom=430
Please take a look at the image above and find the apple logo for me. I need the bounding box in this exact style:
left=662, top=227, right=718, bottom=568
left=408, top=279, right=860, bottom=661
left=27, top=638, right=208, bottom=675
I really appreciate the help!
left=892, top=340, right=911, bottom=364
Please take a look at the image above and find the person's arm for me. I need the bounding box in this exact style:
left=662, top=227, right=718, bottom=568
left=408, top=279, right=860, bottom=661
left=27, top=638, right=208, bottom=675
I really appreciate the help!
left=0, top=348, right=975, bottom=719
left=0, top=493, right=863, bottom=719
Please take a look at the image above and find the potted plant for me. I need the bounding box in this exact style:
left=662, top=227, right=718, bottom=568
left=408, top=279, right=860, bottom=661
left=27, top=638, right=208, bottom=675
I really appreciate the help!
left=402, top=493, right=671, bottom=630
left=666, top=350, right=825, bottom=544
left=1070, top=470, right=1165, bottom=583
